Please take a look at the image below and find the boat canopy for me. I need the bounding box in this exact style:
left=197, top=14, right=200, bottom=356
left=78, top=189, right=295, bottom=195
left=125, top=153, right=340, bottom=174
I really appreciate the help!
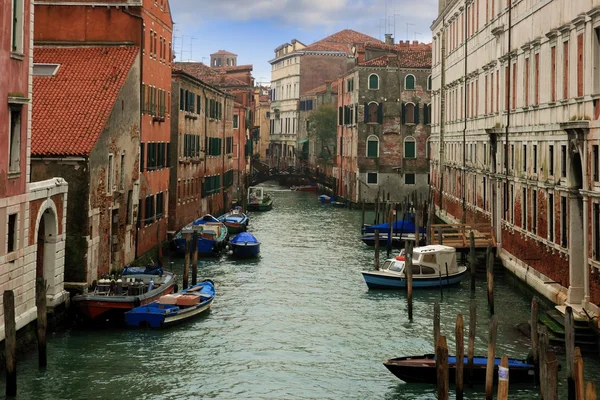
left=230, top=232, right=259, bottom=245
left=413, top=245, right=459, bottom=274
left=193, top=214, right=219, bottom=225
left=363, top=220, right=426, bottom=234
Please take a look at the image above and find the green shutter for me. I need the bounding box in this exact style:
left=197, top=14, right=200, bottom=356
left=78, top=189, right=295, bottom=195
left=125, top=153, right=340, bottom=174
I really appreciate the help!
left=401, top=103, right=406, bottom=125
left=414, top=103, right=420, bottom=124
left=405, top=141, right=416, bottom=158
left=406, top=75, right=415, bottom=90
left=377, top=103, right=383, bottom=124
left=367, top=139, right=378, bottom=158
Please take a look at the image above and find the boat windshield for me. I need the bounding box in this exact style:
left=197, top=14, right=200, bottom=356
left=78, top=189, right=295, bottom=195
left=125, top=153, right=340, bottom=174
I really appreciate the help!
left=388, top=261, right=404, bottom=272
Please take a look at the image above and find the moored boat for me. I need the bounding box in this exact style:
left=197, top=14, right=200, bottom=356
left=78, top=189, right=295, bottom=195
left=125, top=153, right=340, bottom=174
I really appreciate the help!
left=384, top=354, right=535, bottom=384
left=291, top=184, right=317, bottom=191
left=72, top=266, right=177, bottom=322
left=247, top=186, right=273, bottom=211
left=361, top=245, right=467, bottom=289
left=318, top=194, right=332, bottom=204
left=124, top=279, right=215, bottom=328
left=218, top=207, right=249, bottom=234
left=229, top=232, right=260, bottom=258
left=172, top=214, right=228, bottom=256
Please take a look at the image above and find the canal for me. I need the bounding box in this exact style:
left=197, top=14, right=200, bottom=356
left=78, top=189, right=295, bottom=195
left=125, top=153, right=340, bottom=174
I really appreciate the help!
left=7, top=182, right=600, bottom=399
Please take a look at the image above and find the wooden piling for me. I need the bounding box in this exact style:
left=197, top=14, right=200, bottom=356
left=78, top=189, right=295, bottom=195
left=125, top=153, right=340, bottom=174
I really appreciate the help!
left=191, top=231, right=199, bottom=286
left=415, top=207, right=421, bottom=246
left=574, top=347, right=584, bottom=400
left=469, top=231, right=476, bottom=291
left=497, top=355, right=509, bottom=400
left=438, top=228, right=443, bottom=245
left=545, top=351, right=559, bottom=400
left=468, top=299, right=476, bottom=385
left=387, top=208, right=393, bottom=258
left=486, top=242, right=494, bottom=315
left=531, top=297, right=540, bottom=386
left=485, top=315, right=499, bottom=400
left=436, top=335, right=449, bottom=400
left=36, top=277, right=47, bottom=369
left=4, top=290, right=17, bottom=396
left=183, top=232, right=191, bottom=289
left=361, top=201, right=365, bottom=232
left=406, top=242, right=413, bottom=321
left=374, top=230, right=380, bottom=270
left=586, top=382, right=597, bottom=400
left=433, top=301, right=440, bottom=351
left=539, top=326, right=549, bottom=399
left=566, top=306, right=575, bottom=400
left=455, top=313, right=465, bottom=400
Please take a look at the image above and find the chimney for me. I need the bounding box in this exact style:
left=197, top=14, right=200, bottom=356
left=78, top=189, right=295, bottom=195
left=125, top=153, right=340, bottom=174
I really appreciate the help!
left=413, top=40, right=419, bottom=45
left=384, top=33, right=394, bottom=46
left=325, top=80, right=333, bottom=94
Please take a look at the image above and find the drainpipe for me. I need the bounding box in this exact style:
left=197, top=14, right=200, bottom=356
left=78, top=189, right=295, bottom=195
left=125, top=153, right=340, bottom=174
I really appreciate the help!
left=462, top=2, right=469, bottom=224
left=438, top=16, right=447, bottom=214
left=222, top=96, right=227, bottom=212
left=504, top=0, right=512, bottom=224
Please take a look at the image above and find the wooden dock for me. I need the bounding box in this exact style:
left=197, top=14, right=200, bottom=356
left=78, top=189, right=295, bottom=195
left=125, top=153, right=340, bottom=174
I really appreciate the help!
left=430, top=223, right=496, bottom=250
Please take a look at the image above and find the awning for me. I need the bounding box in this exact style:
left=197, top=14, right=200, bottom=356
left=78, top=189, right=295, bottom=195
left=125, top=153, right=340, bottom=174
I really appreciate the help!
left=298, top=139, right=309, bottom=144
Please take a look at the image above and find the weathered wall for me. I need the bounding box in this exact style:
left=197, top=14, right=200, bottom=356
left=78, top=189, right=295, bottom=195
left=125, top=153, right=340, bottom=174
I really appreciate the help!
left=299, top=54, right=354, bottom=95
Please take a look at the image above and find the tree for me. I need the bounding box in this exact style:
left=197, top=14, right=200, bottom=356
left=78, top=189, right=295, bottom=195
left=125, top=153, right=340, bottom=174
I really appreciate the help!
left=307, top=104, right=337, bottom=159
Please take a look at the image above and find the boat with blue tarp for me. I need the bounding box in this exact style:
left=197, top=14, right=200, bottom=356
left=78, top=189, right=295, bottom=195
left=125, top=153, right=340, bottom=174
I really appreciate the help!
left=362, top=219, right=426, bottom=235
left=229, top=232, right=260, bottom=258
left=171, top=215, right=228, bottom=256
left=124, top=279, right=215, bottom=328
left=217, top=207, right=249, bottom=234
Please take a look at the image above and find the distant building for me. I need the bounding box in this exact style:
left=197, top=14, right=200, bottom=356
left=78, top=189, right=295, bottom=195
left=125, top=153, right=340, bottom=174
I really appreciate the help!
left=254, top=91, right=271, bottom=161
left=337, top=48, right=432, bottom=204
left=169, top=69, right=235, bottom=233
left=211, top=49, right=237, bottom=67
left=31, top=46, right=141, bottom=283
left=0, top=0, right=68, bottom=341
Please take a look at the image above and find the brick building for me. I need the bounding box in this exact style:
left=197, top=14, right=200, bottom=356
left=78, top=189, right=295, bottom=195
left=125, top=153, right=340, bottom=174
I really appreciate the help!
left=0, top=0, right=68, bottom=341
left=253, top=89, right=271, bottom=161
left=430, top=0, right=600, bottom=311
left=34, top=0, right=174, bottom=259
left=169, top=69, right=235, bottom=233
left=31, top=46, right=141, bottom=284
left=337, top=48, right=432, bottom=204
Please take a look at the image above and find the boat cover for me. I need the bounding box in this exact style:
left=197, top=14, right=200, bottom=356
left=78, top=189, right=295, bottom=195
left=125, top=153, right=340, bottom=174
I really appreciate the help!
left=363, top=220, right=427, bottom=234
left=193, top=214, right=219, bottom=226
left=122, top=265, right=164, bottom=276
left=230, top=232, right=259, bottom=244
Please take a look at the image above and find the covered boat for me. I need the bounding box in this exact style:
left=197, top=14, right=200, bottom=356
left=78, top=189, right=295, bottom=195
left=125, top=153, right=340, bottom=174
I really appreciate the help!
left=361, top=245, right=467, bottom=289
left=125, top=279, right=215, bottom=328
left=384, top=354, right=535, bottom=384
left=172, top=214, right=228, bottom=256
left=229, top=232, right=260, bottom=258
left=247, top=186, right=273, bottom=211
left=72, top=267, right=177, bottom=322
left=318, top=194, right=332, bottom=204
left=218, top=207, right=249, bottom=234
left=362, top=219, right=426, bottom=235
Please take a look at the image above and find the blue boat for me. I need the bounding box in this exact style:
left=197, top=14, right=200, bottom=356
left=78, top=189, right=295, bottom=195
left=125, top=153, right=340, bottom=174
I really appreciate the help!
left=172, top=215, right=228, bottom=256
left=124, top=279, right=215, bottom=328
left=362, top=219, right=426, bottom=235
left=229, top=232, right=260, bottom=258
left=217, top=207, right=249, bottom=234
left=361, top=245, right=467, bottom=289
left=319, top=194, right=332, bottom=204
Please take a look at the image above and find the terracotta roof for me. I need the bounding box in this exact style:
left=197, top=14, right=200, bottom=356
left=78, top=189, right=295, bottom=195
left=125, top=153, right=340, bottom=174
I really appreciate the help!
left=301, top=81, right=339, bottom=96
left=259, top=95, right=270, bottom=102
left=214, top=64, right=253, bottom=72
left=364, top=40, right=432, bottom=53
left=303, top=29, right=382, bottom=54
left=32, top=46, right=139, bottom=157
left=360, top=50, right=431, bottom=69
left=175, top=62, right=249, bottom=89
left=211, top=49, right=237, bottom=56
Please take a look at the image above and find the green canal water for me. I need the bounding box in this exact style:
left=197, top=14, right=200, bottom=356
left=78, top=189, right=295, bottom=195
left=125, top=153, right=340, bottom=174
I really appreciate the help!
left=7, top=183, right=600, bottom=399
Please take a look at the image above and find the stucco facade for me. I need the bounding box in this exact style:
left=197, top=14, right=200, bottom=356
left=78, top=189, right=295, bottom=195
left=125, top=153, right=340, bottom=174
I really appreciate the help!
left=430, top=0, right=600, bottom=310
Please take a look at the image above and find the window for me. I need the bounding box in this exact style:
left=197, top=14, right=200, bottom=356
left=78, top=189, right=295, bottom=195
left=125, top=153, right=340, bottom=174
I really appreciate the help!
left=533, top=145, right=537, bottom=173
left=404, top=103, right=416, bottom=124
left=535, top=53, right=540, bottom=105
left=549, top=145, right=554, bottom=176
left=365, top=102, right=381, bottom=123
left=405, top=173, right=416, bottom=185
left=367, top=172, right=378, bottom=184
left=368, top=74, right=379, bottom=90
left=144, top=195, right=155, bottom=226
left=561, top=144, right=567, bottom=178
left=233, top=115, right=239, bottom=129
left=594, top=203, right=600, bottom=261
left=594, top=145, right=599, bottom=182
left=551, top=46, right=557, bottom=102
left=427, top=75, right=432, bottom=91
left=549, top=193, right=554, bottom=242
left=366, top=135, right=379, bottom=158
left=577, top=34, right=584, bottom=97
left=7, top=214, right=17, bottom=254
left=156, top=192, right=164, bottom=219
left=404, top=136, right=416, bottom=158
left=107, top=154, right=114, bottom=194
left=523, top=144, right=527, bottom=172
left=564, top=41, right=569, bottom=99
left=120, top=153, right=125, bottom=190
left=532, top=189, right=537, bottom=234
left=525, top=58, right=530, bottom=107
left=11, top=0, right=23, bottom=53
left=561, top=196, right=567, bottom=247
left=9, top=106, right=21, bottom=173
left=522, top=188, right=527, bottom=230
left=405, top=74, right=416, bottom=90
left=140, top=143, right=145, bottom=172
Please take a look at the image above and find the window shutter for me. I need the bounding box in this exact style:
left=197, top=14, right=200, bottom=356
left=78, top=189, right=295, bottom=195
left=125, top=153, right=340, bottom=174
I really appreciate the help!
left=140, top=143, right=145, bottom=172
left=377, top=103, right=383, bottom=124
left=363, top=103, right=369, bottom=123
left=414, top=103, right=420, bottom=124
left=423, top=104, right=429, bottom=125
left=401, top=103, right=406, bottom=124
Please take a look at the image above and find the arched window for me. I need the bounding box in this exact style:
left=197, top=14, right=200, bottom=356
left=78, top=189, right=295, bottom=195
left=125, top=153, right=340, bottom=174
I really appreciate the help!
left=405, top=74, right=416, bottom=90
left=426, top=137, right=431, bottom=159
left=404, top=136, right=416, bottom=159
left=404, top=102, right=416, bottom=124
left=366, top=135, right=379, bottom=158
left=427, top=75, right=432, bottom=90
left=368, top=74, right=379, bottom=90
left=368, top=102, right=379, bottom=123
left=424, top=103, right=432, bottom=125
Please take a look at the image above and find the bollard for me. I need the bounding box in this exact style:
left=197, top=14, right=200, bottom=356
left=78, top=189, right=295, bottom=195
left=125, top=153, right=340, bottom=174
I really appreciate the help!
left=436, top=335, right=449, bottom=400
left=586, top=382, right=597, bottom=400
left=485, top=315, right=499, bottom=400
left=4, top=290, right=17, bottom=396
left=486, top=243, right=494, bottom=315
left=574, top=347, right=584, bottom=400
left=455, top=313, right=465, bottom=400
left=183, top=232, right=191, bottom=289
left=433, top=301, right=440, bottom=351
left=539, top=326, right=549, bottom=399
left=468, top=299, right=477, bottom=386
left=469, top=231, right=476, bottom=291
left=406, top=242, right=413, bottom=321
left=36, top=277, right=48, bottom=369
left=497, top=355, right=509, bottom=400
left=531, top=297, right=540, bottom=387
left=374, top=230, right=380, bottom=270
left=545, top=351, right=559, bottom=400
left=566, top=306, right=575, bottom=400
left=191, top=231, right=199, bottom=286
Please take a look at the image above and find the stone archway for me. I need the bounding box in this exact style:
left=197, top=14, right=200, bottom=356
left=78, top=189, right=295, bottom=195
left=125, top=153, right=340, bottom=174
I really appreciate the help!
left=34, top=202, right=59, bottom=298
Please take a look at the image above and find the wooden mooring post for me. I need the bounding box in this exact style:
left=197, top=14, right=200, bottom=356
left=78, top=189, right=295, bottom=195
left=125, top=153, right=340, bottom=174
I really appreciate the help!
left=485, top=315, right=498, bottom=400
left=545, top=351, right=559, bottom=400
left=486, top=242, right=494, bottom=315
left=36, top=277, right=47, bottom=369
left=455, top=313, right=465, bottom=400
left=4, top=290, right=17, bottom=396
left=586, top=382, right=597, bottom=400
left=469, top=231, right=476, bottom=291
left=361, top=201, right=365, bottom=232
left=497, top=355, right=509, bottom=400
left=183, top=232, right=191, bottom=289
left=468, top=299, right=477, bottom=386
left=539, top=325, right=549, bottom=399
left=574, top=347, right=584, bottom=400
left=433, top=301, right=440, bottom=350
left=566, top=306, right=576, bottom=400
left=374, top=230, right=380, bottom=270
left=531, top=297, right=540, bottom=387
left=191, top=231, right=199, bottom=286
left=406, top=242, right=413, bottom=321
left=436, top=335, right=449, bottom=400
left=387, top=208, right=393, bottom=258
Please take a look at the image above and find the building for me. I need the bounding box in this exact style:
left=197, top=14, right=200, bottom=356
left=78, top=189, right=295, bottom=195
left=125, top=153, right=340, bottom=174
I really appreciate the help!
left=298, top=81, right=339, bottom=172
left=430, top=0, right=600, bottom=311
left=31, top=46, right=141, bottom=284
left=0, top=0, right=68, bottom=341
left=34, top=0, right=174, bottom=260
left=337, top=48, right=432, bottom=204
left=169, top=69, right=235, bottom=233
left=253, top=90, right=271, bottom=161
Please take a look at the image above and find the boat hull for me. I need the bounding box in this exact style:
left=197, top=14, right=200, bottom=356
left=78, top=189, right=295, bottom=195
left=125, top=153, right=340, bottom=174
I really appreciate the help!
left=247, top=200, right=273, bottom=211
left=384, top=354, right=535, bottom=385
left=361, top=234, right=404, bottom=248
left=231, top=243, right=260, bottom=258
left=361, top=268, right=467, bottom=289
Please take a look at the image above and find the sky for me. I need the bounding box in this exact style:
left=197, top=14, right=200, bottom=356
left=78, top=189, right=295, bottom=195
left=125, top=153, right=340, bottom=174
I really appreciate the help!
left=169, top=0, right=438, bottom=83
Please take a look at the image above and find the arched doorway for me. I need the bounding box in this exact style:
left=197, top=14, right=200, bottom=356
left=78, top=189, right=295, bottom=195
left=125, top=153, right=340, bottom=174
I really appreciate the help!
left=35, top=206, right=58, bottom=298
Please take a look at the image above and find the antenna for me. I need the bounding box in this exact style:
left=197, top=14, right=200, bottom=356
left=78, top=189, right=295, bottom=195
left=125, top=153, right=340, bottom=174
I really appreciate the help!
left=406, top=23, right=415, bottom=41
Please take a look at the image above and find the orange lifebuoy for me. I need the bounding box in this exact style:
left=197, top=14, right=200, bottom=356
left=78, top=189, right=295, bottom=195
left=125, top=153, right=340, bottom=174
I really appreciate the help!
left=395, top=255, right=405, bottom=261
